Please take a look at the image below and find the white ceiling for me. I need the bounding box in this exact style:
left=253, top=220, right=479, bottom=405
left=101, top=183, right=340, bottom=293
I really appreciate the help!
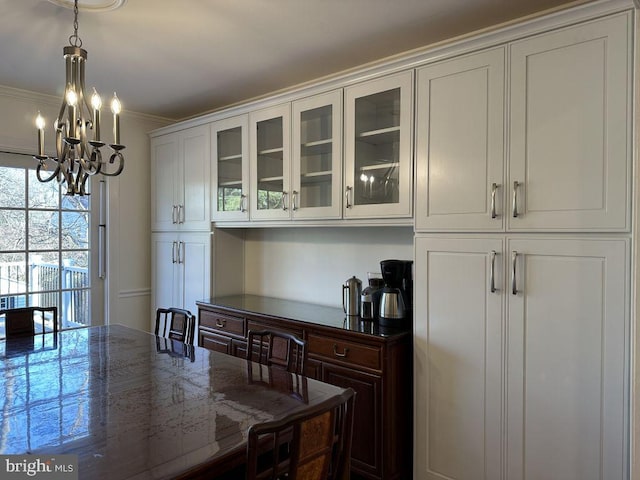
left=0, top=0, right=591, bottom=120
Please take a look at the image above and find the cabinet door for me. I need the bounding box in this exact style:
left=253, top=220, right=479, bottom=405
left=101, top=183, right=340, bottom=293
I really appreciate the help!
left=180, top=125, right=211, bottom=230
left=344, top=71, right=413, bottom=219
left=509, top=13, right=631, bottom=231
left=414, top=236, right=503, bottom=480
left=250, top=104, right=291, bottom=220
left=506, top=237, right=628, bottom=480
left=291, top=90, right=342, bottom=219
left=151, top=134, right=180, bottom=231
left=211, top=115, right=249, bottom=221
left=151, top=233, right=181, bottom=319
left=179, top=232, right=211, bottom=326
left=416, top=48, right=505, bottom=231
left=322, top=362, right=382, bottom=478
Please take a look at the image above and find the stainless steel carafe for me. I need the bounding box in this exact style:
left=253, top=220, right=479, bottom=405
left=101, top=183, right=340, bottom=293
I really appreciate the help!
left=342, top=276, right=362, bottom=316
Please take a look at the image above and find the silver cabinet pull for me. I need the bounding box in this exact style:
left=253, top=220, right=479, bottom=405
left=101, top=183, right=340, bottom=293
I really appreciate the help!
left=490, top=250, right=497, bottom=293
left=292, top=190, right=298, bottom=211
left=511, top=250, right=518, bottom=295
left=512, top=181, right=519, bottom=218
left=178, top=204, right=184, bottom=224
left=282, top=191, right=288, bottom=211
left=333, top=344, right=349, bottom=357
left=240, top=194, right=247, bottom=213
left=491, top=183, right=499, bottom=219
left=172, top=205, right=178, bottom=224
left=172, top=241, right=177, bottom=264
left=345, top=186, right=352, bottom=209
left=177, top=241, right=185, bottom=265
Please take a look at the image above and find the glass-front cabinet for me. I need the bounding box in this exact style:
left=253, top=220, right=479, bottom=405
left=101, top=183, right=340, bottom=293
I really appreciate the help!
left=211, top=115, right=249, bottom=221
left=250, top=104, right=291, bottom=220
left=292, top=90, right=342, bottom=219
left=344, top=71, right=413, bottom=218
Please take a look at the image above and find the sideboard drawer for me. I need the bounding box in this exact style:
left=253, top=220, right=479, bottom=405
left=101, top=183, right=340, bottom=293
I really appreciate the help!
left=200, top=310, right=245, bottom=337
left=308, top=334, right=382, bottom=370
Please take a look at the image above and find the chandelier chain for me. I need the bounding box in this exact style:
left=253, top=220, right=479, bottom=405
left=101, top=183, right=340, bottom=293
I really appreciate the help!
left=68, top=0, right=82, bottom=48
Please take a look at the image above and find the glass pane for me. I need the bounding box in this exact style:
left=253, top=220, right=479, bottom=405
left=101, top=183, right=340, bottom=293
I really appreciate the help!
left=0, top=252, right=26, bottom=297
left=0, top=166, right=26, bottom=208
left=29, top=252, right=60, bottom=292
left=62, top=251, right=89, bottom=285
left=217, top=126, right=243, bottom=212
left=256, top=117, right=284, bottom=211
left=0, top=210, right=26, bottom=250
left=61, top=288, right=90, bottom=327
left=299, top=105, right=333, bottom=209
left=29, top=211, right=60, bottom=250
left=28, top=170, right=59, bottom=209
left=62, top=192, right=90, bottom=212
left=354, top=87, right=401, bottom=206
left=61, top=211, right=89, bottom=249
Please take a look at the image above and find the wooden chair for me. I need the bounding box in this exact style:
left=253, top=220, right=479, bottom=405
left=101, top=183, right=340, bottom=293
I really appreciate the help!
left=247, top=330, right=307, bottom=375
left=1, top=306, right=58, bottom=338
left=246, top=387, right=356, bottom=480
left=154, top=307, right=195, bottom=345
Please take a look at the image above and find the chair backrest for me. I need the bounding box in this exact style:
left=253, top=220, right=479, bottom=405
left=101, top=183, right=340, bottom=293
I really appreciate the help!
left=154, top=307, right=195, bottom=345
left=1, top=306, right=58, bottom=338
left=155, top=336, right=196, bottom=362
left=247, top=329, right=307, bottom=375
left=246, top=387, right=356, bottom=480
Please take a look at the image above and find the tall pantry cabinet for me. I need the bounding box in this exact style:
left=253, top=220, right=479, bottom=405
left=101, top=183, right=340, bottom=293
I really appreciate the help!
left=150, top=125, right=211, bottom=328
left=414, top=10, right=632, bottom=480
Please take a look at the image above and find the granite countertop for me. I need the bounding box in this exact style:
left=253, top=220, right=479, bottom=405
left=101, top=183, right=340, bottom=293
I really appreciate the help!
left=197, top=294, right=411, bottom=339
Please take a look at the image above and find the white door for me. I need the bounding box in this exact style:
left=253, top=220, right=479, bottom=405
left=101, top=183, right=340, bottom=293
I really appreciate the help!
left=344, top=71, right=413, bottom=219
left=414, top=235, right=503, bottom=480
left=506, top=237, right=628, bottom=480
left=180, top=232, right=211, bottom=325
left=151, top=133, right=179, bottom=231
left=151, top=233, right=180, bottom=319
left=292, top=89, right=343, bottom=220
left=508, top=13, right=631, bottom=231
left=180, top=125, right=210, bottom=230
left=415, top=48, right=505, bottom=231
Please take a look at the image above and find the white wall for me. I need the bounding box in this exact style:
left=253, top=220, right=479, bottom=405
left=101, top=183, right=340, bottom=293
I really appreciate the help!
left=243, top=226, right=414, bottom=307
left=0, top=85, right=170, bottom=331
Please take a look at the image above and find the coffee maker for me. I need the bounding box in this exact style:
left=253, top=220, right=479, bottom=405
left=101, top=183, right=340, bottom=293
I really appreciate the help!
left=379, top=259, right=413, bottom=326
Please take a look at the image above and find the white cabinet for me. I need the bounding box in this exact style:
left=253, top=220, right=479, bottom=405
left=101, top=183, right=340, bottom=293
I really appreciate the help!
left=291, top=90, right=343, bottom=219
left=508, top=13, right=631, bottom=231
left=414, top=235, right=628, bottom=480
left=211, top=115, right=249, bottom=221
left=151, top=125, right=210, bottom=231
left=249, top=104, right=291, bottom=221
left=344, top=71, right=413, bottom=219
left=415, top=48, right=505, bottom=231
left=151, top=231, right=211, bottom=325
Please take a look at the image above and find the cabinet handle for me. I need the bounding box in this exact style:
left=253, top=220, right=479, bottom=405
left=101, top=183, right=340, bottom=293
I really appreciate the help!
left=215, top=320, right=226, bottom=328
left=491, top=183, right=499, bottom=219
left=172, top=241, right=177, bottom=264
left=512, top=181, right=519, bottom=218
left=333, top=344, right=349, bottom=357
left=282, top=191, right=288, bottom=211
left=178, top=204, right=184, bottom=224
left=172, top=205, right=178, bottom=224
left=178, top=241, right=185, bottom=265
left=345, top=186, right=352, bottom=209
left=292, top=190, right=298, bottom=211
left=511, top=250, right=518, bottom=295
left=490, top=250, right=497, bottom=293
left=240, top=194, right=247, bottom=213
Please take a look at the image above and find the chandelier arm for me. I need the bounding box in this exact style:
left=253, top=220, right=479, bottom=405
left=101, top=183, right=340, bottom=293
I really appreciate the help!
left=36, top=160, right=61, bottom=183
left=80, top=148, right=102, bottom=175
left=100, top=151, right=124, bottom=177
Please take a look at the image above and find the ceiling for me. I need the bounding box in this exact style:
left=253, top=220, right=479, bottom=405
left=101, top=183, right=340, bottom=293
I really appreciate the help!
left=0, top=0, right=592, bottom=121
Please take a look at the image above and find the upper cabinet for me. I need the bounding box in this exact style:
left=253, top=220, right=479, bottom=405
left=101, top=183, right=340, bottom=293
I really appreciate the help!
left=508, top=13, right=631, bottom=231
left=344, top=71, right=414, bottom=219
left=211, top=115, right=250, bottom=222
left=249, top=104, right=291, bottom=221
left=291, top=90, right=343, bottom=220
left=415, top=47, right=505, bottom=231
left=151, top=125, right=211, bottom=231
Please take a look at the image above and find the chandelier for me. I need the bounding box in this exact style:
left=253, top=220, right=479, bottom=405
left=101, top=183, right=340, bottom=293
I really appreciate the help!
left=34, top=0, right=125, bottom=196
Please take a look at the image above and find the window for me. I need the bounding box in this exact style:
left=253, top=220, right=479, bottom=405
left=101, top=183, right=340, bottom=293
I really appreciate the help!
left=0, top=152, right=94, bottom=333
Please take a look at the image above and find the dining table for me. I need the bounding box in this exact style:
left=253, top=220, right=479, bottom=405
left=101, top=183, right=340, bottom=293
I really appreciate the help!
left=0, top=324, right=348, bottom=479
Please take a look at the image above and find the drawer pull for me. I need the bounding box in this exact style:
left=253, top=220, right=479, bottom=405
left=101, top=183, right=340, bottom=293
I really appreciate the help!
left=216, top=320, right=226, bottom=328
left=333, top=344, right=349, bottom=357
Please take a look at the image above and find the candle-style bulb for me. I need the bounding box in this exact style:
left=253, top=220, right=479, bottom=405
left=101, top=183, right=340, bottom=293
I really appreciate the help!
left=91, top=88, right=102, bottom=111
left=66, top=85, right=78, bottom=106
left=111, top=93, right=121, bottom=114
left=36, top=112, right=45, bottom=130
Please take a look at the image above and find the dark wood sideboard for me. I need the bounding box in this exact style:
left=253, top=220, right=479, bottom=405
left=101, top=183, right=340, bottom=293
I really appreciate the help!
left=197, top=295, right=412, bottom=480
